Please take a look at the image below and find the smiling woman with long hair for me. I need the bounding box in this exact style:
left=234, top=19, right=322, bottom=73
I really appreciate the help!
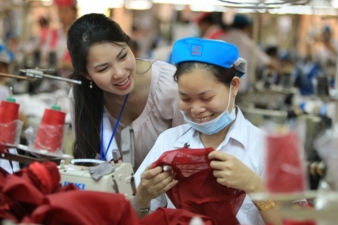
left=67, top=13, right=184, bottom=170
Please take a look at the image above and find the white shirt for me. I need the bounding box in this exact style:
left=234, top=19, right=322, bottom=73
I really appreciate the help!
left=135, top=107, right=266, bottom=225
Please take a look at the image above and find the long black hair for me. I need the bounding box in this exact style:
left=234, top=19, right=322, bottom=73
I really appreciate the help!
left=67, top=13, right=132, bottom=159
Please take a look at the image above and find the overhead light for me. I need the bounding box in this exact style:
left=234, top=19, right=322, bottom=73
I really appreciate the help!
left=267, top=4, right=338, bottom=15
left=153, top=0, right=223, bottom=5
left=189, top=5, right=226, bottom=12
left=125, top=0, right=152, bottom=10
left=216, top=0, right=308, bottom=9
left=333, top=0, right=338, bottom=8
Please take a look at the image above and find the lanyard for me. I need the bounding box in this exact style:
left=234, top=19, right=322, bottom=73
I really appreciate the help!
left=99, top=94, right=129, bottom=161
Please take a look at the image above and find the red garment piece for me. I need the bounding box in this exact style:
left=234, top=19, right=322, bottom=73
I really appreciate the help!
left=139, top=207, right=217, bottom=225
left=27, top=161, right=61, bottom=194
left=0, top=162, right=138, bottom=225
left=21, top=191, right=138, bottom=225
left=152, top=148, right=246, bottom=225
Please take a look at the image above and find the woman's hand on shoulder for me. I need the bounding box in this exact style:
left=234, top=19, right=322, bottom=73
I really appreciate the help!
left=208, top=151, right=264, bottom=193
left=136, top=164, right=178, bottom=207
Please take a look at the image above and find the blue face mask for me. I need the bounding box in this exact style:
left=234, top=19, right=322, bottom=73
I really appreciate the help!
left=180, top=86, right=236, bottom=135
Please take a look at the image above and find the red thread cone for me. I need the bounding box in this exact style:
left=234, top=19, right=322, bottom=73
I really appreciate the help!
left=34, top=108, right=66, bottom=152
left=0, top=101, right=20, bottom=144
left=265, top=131, right=306, bottom=193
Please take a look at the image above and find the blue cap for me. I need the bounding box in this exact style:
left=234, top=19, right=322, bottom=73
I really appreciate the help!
left=0, top=42, right=15, bottom=64
left=172, top=37, right=247, bottom=77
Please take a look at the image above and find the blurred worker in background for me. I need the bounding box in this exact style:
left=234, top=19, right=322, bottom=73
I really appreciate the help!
left=194, top=12, right=226, bottom=40
left=53, top=0, right=78, bottom=76
left=312, top=25, right=338, bottom=87
left=224, top=14, right=278, bottom=94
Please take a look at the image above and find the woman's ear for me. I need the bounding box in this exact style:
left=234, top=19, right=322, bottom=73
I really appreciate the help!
left=231, top=77, right=241, bottom=96
left=84, top=74, right=92, bottom=81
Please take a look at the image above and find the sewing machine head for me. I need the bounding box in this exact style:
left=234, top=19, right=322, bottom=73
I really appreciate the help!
left=59, top=159, right=135, bottom=198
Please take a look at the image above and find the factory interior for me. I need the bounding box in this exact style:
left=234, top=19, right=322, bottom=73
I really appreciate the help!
left=1, top=0, right=338, bottom=224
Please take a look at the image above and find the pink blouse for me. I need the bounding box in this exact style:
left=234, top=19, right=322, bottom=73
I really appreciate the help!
left=70, top=60, right=185, bottom=170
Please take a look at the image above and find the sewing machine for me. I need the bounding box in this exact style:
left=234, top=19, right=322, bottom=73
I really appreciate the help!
left=59, top=159, right=136, bottom=197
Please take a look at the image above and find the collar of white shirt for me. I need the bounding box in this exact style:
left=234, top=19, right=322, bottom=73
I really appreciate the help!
left=173, top=107, right=248, bottom=151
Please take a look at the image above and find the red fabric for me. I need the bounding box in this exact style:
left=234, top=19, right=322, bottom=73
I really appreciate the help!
left=265, top=131, right=306, bottom=193
left=152, top=148, right=246, bottom=225
left=139, top=207, right=217, bottom=225
left=21, top=191, right=138, bottom=225
left=1, top=161, right=226, bottom=225
left=283, top=220, right=316, bottom=225
left=27, top=161, right=61, bottom=194
left=54, top=0, right=76, bottom=7
left=0, top=162, right=138, bottom=225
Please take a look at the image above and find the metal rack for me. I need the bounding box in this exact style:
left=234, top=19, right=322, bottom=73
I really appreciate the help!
left=1, top=144, right=73, bottom=165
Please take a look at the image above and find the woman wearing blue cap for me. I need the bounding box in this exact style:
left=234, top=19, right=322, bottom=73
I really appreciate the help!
left=134, top=38, right=281, bottom=225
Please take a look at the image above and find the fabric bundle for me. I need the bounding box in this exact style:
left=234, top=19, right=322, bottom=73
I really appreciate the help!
left=152, top=148, right=246, bottom=225
left=0, top=161, right=217, bottom=225
left=0, top=161, right=138, bottom=225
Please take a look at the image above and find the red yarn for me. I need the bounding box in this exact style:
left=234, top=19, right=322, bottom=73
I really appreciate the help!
left=0, top=101, right=20, bottom=144
left=34, top=108, right=66, bottom=152
left=265, top=131, right=306, bottom=193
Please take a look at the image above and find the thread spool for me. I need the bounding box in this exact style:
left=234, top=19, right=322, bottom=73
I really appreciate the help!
left=265, top=131, right=306, bottom=193
left=34, top=105, right=66, bottom=152
left=0, top=97, right=20, bottom=144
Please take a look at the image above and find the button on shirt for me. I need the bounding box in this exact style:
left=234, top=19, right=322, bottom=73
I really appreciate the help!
left=135, top=107, right=266, bottom=225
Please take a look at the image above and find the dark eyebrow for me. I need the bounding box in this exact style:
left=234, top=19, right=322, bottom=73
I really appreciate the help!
left=116, top=47, right=126, bottom=59
left=93, top=47, right=126, bottom=69
left=179, top=90, right=213, bottom=96
left=94, top=63, right=108, bottom=69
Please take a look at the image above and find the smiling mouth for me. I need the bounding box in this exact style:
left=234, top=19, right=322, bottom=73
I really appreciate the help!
left=194, top=115, right=212, bottom=123
left=114, top=76, right=129, bottom=86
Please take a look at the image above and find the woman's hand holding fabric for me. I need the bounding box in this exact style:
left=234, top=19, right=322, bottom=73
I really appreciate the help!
left=208, top=151, right=264, bottom=194
left=136, top=165, right=178, bottom=207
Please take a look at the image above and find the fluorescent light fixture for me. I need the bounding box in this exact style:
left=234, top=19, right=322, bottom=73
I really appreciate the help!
left=153, top=0, right=224, bottom=5
left=78, top=0, right=123, bottom=12
left=333, top=0, right=338, bottom=8
left=189, top=5, right=227, bottom=12
left=268, top=5, right=337, bottom=15
left=125, top=0, right=152, bottom=10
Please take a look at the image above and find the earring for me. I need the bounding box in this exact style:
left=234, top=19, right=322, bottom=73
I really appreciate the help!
left=89, top=81, right=93, bottom=89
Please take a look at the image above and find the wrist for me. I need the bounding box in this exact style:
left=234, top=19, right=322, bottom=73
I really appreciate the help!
left=129, top=195, right=151, bottom=213
left=245, top=175, right=264, bottom=194
left=136, top=193, right=151, bottom=209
